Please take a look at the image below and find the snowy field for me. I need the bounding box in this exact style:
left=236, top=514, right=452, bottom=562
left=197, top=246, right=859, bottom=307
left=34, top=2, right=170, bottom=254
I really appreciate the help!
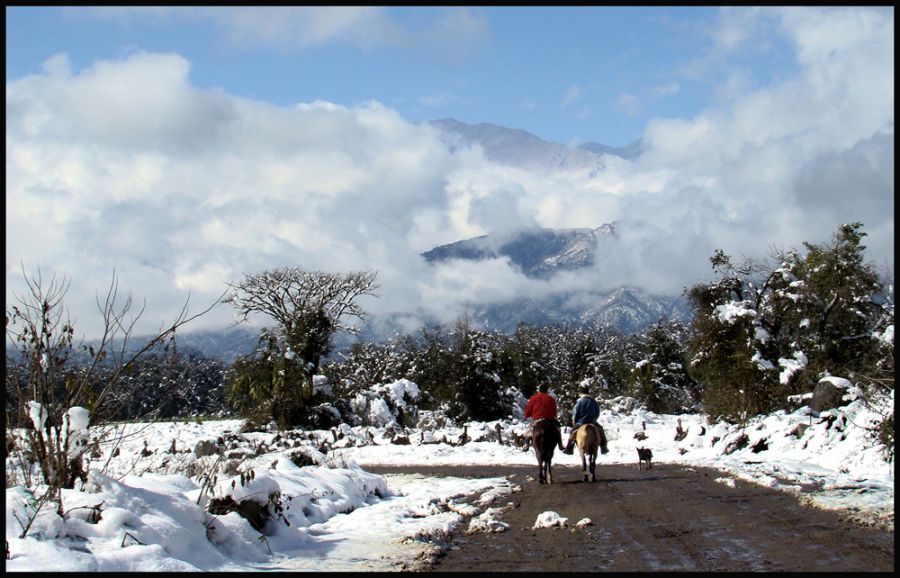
left=6, top=393, right=894, bottom=572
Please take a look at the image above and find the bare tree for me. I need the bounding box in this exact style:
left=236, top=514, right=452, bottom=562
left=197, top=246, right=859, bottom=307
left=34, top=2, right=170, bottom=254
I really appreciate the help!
left=226, top=267, right=378, bottom=365
left=5, top=266, right=222, bottom=512
left=226, top=267, right=378, bottom=336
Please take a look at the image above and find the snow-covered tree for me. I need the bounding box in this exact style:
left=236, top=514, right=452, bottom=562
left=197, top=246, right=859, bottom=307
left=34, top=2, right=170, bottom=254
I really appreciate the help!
left=628, top=320, right=698, bottom=414
left=445, top=315, right=509, bottom=422
left=687, top=223, right=889, bottom=423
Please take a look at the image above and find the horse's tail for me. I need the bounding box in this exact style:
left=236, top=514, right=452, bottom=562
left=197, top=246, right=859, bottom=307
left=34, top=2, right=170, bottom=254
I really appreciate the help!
left=598, top=424, right=609, bottom=454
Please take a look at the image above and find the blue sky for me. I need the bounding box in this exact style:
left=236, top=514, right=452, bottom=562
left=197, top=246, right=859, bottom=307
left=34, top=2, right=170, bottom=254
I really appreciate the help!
left=7, top=6, right=798, bottom=147
left=5, top=6, right=894, bottom=339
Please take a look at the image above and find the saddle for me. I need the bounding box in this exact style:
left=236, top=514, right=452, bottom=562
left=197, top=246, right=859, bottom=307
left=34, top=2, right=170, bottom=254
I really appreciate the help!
left=531, top=418, right=561, bottom=438
left=533, top=417, right=561, bottom=429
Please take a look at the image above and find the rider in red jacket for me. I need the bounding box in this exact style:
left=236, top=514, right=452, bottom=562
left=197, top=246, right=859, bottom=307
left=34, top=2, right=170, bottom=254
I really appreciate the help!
left=524, top=384, right=565, bottom=450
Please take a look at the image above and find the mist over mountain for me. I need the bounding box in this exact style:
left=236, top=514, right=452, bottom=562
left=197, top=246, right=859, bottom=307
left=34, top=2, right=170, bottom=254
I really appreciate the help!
left=430, top=118, right=644, bottom=174
left=420, top=225, right=691, bottom=335
left=422, top=224, right=617, bottom=279
left=172, top=325, right=261, bottom=363
left=466, top=287, right=690, bottom=335
left=172, top=222, right=691, bottom=361
left=170, top=121, right=685, bottom=361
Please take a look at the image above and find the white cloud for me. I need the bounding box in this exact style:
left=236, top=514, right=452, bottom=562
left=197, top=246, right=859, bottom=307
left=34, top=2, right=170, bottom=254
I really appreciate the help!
left=77, top=6, right=490, bottom=62
left=615, top=93, right=640, bottom=116
left=416, top=92, right=473, bottom=109
left=652, top=83, right=680, bottom=97
left=711, top=6, right=768, bottom=51
left=421, top=8, right=490, bottom=65
left=633, top=6, right=893, bottom=280
left=418, top=94, right=452, bottom=108
left=561, top=85, right=582, bottom=109
left=6, top=7, right=893, bottom=339
left=208, top=6, right=406, bottom=51
left=6, top=52, right=459, bottom=337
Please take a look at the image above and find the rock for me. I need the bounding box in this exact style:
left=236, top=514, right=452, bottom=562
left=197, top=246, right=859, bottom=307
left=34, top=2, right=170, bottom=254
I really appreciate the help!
left=194, top=439, right=220, bottom=458
left=723, top=433, right=749, bottom=455
left=790, top=423, right=809, bottom=438
left=208, top=495, right=269, bottom=533
left=809, top=377, right=851, bottom=412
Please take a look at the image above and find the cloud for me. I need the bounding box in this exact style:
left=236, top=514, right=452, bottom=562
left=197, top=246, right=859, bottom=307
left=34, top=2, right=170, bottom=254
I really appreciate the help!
left=6, top=6, right=893, bottom=340
left=77, top=6, right=490, bottom=63
left=711, top=6, right=769, bottom=51
left=615, top=93, right=640, bottom=116
left=421, top=8, right=490, bottom=65
left=561, top=85, right=582, bottom=109
left=6, top=52, right=462, bottom=337
left=633, top=6, right=893, bottom=276
left=81, top=6, right=406, bottom=51
left=651, top=83, right=680, bottom=97
left=208, top=7, right=406, bottom=51
left=418, top=94, right=452, bottom=108
left=417, top=92, right=472, bottom=109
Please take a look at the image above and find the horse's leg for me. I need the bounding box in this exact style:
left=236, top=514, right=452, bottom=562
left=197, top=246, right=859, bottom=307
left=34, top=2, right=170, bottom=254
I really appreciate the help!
left=544, top=432, right=559, bottom=484
left=590, top=453, right=596, bottom=482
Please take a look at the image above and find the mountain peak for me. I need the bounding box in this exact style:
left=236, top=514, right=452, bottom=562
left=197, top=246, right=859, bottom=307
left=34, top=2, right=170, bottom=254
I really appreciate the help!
left=422, top=225, right=617, bottom=279
left=429, top=118, right=643, bottom=170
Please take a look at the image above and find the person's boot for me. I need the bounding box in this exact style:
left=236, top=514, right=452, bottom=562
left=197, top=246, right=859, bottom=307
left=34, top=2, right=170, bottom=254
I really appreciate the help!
left=562, top=440, right=575, bottom=455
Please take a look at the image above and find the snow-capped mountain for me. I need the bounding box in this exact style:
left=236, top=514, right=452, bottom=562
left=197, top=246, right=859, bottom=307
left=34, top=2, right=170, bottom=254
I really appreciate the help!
left=429, top=118, right=644, bottom=174
left=422, top=225, right=616, bottom=279
left=461, top=288, right=689, bottom=335
left=422, top=227, right=691, bottom=333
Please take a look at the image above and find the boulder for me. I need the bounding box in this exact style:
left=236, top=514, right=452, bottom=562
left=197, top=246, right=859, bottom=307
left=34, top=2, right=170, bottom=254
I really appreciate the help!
left=194, top=439, right=221, bottom=458
left=809, top=377, right=851, bottom=413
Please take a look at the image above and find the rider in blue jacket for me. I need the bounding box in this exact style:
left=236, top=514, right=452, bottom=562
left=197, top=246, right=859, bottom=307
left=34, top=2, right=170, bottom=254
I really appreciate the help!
left=562, top=383, right=601, bottom=454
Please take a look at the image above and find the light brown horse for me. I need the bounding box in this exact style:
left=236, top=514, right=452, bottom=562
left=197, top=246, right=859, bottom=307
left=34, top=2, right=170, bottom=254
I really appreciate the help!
left=575, top=423, right=608, bottom=482
left=531, top=419, right=560, bottom=484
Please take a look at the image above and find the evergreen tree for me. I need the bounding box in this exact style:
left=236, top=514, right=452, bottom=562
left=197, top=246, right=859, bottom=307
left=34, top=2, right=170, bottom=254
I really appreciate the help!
left=687, top=224, right=888, bottom=422
left=445, top=315, right=509, bottom=422
left=628, top=320, right=698, bottom=414
left=497, top=322, right=548, bottom=398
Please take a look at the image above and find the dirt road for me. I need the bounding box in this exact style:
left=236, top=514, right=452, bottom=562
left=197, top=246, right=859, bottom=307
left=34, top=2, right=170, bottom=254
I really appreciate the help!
left=366, top=463, right=894, bottom=572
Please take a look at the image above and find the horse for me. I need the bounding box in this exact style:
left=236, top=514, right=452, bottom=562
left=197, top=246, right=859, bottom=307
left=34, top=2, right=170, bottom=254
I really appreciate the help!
left=531, top=419, right=560, bottom=484
left=574, top=423, right=609, bottom=482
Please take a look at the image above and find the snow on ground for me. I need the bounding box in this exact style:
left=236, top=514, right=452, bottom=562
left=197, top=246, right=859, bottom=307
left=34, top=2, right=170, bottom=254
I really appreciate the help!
left=6, top=393, right=894, bottom=572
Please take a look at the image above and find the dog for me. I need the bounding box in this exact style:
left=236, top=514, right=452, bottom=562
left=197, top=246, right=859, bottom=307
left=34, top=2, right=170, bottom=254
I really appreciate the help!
left=637, top=447, right=653, bottom=470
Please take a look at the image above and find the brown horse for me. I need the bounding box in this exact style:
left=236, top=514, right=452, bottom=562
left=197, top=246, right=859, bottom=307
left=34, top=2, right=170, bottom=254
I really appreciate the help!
left=531, top=419, right=560, bottom=484
left=574, top=423, right=609, bottom=482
